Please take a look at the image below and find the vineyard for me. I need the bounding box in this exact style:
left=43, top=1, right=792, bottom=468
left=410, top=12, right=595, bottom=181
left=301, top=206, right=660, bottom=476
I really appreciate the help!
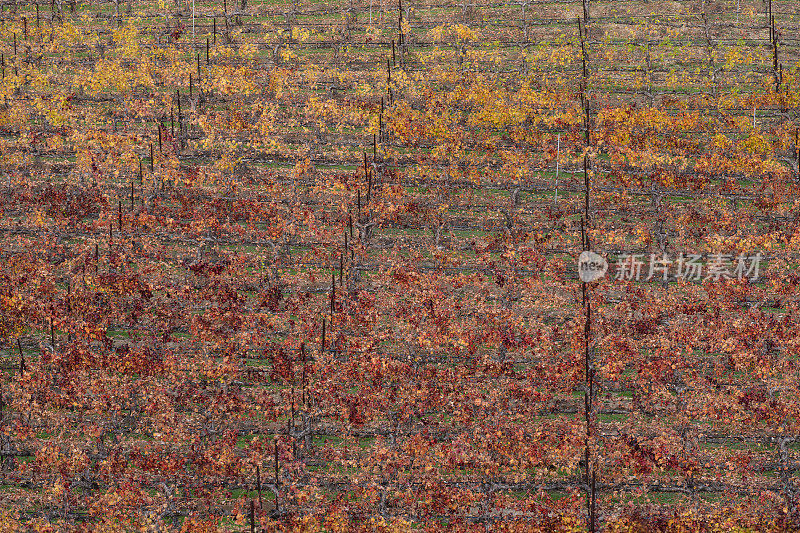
left=0, top=0, right=799, bottom=530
